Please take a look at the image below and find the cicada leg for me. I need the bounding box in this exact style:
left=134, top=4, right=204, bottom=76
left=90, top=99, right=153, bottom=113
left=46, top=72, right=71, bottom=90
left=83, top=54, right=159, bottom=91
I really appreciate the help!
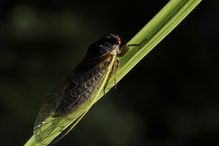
left=103, top=59, right=120, bottom=94
left=118, top=38, right=149, bottom=57
left=118, top=44, right=129, bottom=57
left=111, top=59, right=120, bottom=89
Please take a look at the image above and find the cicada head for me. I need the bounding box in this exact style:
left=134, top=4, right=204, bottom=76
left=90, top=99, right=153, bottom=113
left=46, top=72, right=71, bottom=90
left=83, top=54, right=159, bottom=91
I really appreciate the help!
left=87, top=33, right=121, bottom=58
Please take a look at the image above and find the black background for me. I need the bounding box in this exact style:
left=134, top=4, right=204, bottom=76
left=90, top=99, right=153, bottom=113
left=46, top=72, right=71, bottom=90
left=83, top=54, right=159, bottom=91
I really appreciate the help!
left=0, top=0, right=218, bottom=146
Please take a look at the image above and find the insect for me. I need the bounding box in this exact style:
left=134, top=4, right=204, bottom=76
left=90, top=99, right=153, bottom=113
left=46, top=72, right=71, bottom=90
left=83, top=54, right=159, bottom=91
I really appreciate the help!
left=33, top=34, right=129, bottom=145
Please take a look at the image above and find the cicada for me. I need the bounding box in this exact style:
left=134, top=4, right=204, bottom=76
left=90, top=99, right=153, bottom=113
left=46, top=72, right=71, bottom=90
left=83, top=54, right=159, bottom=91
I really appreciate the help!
left=33, top=34, right=129, bottom=145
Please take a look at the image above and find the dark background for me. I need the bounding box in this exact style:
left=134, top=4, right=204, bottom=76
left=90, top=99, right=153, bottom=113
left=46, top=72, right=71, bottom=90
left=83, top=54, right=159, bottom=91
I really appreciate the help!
left=0, top=0, right=218, bottom=146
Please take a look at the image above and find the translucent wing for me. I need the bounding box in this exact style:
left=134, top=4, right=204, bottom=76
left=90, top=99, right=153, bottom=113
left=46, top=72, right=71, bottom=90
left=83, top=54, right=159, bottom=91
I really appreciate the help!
left=48, top=109, right=88, bottom=146
left=34, top=59, right=111, bottom=145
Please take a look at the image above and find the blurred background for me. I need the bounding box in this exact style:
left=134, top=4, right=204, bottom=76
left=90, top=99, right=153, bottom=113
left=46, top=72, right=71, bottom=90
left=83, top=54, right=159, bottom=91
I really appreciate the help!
left=0, top=0, right=218, bottom=146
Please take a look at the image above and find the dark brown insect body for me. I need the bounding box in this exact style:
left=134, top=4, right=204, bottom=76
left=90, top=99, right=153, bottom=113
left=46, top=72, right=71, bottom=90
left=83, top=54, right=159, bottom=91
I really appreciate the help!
left=33, top=34, right=128, bottom=145
left=55, top=33, right=124, bottom=115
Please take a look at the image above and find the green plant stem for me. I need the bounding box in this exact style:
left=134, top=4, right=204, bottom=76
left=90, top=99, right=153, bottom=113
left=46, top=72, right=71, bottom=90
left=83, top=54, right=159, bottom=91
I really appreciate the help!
left=24, top=0, right=201, bottom=145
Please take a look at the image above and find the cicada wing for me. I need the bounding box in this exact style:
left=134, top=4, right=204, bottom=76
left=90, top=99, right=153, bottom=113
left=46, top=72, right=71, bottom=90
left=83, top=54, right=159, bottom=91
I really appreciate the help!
left=33, top=59, right=111, bottom=145
left=34, top=108, right=88, bottom=145
left=33, top=75, right=87, bottom=145
left=33, top=75, right=90, bottom=145
left=48, top=109, right=89, bottom=146
left=33, top=78, right=73, bottom=145
left=34, top=78, right=68, bottom=130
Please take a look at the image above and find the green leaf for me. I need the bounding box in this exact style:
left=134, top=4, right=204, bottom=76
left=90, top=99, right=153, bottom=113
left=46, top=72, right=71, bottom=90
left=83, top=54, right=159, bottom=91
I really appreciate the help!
left=24, top=0, right=201, bottom=145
